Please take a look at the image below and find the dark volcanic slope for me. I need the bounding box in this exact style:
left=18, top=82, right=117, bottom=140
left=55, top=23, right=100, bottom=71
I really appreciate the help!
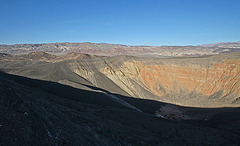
left=1, top=71, right=240, bottom=145
left=1, top=41, right=240, bottom=56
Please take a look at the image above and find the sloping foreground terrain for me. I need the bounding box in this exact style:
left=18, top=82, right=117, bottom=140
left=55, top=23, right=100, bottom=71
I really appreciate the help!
left=1, top=71, right=240, bottom=145
left=0, top=52, right=240, bottom=145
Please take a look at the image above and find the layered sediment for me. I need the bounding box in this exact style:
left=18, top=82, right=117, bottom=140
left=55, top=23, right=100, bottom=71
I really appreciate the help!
left=99, top=54, right=240, bottom=107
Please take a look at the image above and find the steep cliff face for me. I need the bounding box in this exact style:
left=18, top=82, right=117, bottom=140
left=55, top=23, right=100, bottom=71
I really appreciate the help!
left=136, top=59, right=240, bottom=96
left=100, top=61, right=159, bottom=100
left=100, top=56, right=240, bottom=107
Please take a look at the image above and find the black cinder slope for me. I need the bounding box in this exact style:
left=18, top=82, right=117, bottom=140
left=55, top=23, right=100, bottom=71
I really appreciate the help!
left=1, top=71, right=240, bottom=145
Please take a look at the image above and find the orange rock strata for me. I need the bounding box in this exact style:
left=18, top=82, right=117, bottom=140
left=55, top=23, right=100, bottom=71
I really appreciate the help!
left=136, top=59, right=240, bottom=97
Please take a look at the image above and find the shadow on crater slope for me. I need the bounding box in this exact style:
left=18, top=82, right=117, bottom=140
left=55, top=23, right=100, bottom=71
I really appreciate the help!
left=1, top=71, right=240, bottom=145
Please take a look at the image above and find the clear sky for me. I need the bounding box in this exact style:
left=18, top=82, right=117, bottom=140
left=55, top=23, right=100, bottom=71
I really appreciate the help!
left=0, top=0, right=240, bottom=46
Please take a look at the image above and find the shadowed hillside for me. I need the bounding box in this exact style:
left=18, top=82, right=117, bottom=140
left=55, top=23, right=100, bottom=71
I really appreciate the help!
left=1, top=71, right=240, bottom=145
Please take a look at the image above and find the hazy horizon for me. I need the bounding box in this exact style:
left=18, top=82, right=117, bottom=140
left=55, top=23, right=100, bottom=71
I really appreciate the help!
left=1, top=0, right=240, bottom=46
left=0, top=40, right=240, bottom=47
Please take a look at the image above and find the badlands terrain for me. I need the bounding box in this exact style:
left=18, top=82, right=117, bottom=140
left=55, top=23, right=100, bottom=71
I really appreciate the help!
left=0, top=42, right=240, bottom=145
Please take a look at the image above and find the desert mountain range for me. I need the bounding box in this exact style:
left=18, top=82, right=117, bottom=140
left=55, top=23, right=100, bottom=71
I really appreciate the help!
left=1, top=41, right=240, bottom=56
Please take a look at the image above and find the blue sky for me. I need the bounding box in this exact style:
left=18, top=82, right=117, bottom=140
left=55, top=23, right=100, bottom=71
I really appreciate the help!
left=0, top=0, right=240, bottom=46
